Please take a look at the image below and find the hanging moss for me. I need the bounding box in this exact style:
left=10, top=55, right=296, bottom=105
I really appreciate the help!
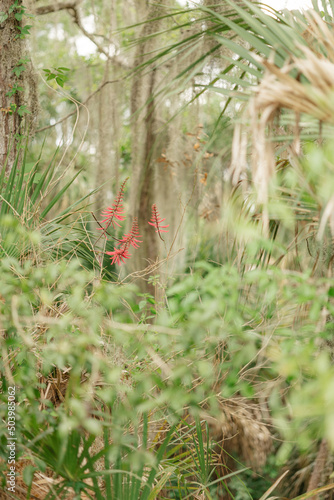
left=0, top=0, right=38, bottom=171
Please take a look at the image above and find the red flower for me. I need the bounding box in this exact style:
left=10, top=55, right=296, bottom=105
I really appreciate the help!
left=98, top=178, right=128, bottom=233
left=100, top=206, right=125, bottom=229
left=106, top=247, right=131, bottom=265
left=118, top=218, right=142, bottom=249
left=105, top=218, right=142, bottom=265
left=148, top=204, right=169, bottom=240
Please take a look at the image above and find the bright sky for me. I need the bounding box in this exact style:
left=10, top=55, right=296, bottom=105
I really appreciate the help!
left=76, top=0, right=315, bottom=57
left=264, top=0, right=313, bottom=8
left=179, top=0, right=314, bottom=9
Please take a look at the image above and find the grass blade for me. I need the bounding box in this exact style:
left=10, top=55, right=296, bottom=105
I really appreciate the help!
left=40, top=169, right=82, bottom=219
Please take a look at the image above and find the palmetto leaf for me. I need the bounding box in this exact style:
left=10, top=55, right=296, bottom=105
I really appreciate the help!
left=0, top=139, right=100, bottom=275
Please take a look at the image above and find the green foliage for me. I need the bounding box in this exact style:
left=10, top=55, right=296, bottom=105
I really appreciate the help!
left=0, top=138, right=102, bottom=280
left=43, top=67, right=71, bottom=88
left=9, top=0, right=23, bottom=14
left=0, top=219, right=235, bottom=498
left=0, top=11, right=8, bottom=23
left=12, top=58, right=29, bottom=78
left=4, top=0, right=334, bottom=497
left=17, top=104, right=31, bottom=116
left=15, top=24, right=32, bottom=39
left=5, top=84, right=24, bottom=98
left=1, top=0, right=33, bottom=24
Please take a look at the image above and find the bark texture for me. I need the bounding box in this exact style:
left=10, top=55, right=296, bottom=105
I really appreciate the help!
left=0, top=0, right=37, bottom=170
left=307, top=439, right=329, bottom=500
left=128, top=3, right=168, bottom=296
left=0, top=0, right=24, bottom=168
left=94, top=0, right=121, bottom=219
left=35, top=0, right=81, bottom=16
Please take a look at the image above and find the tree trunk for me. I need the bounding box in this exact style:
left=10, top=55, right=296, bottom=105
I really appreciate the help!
left=95, top=0, right=121, bottom=218
left=307, top=439, right=329, bottom=500
left=128, top=0, right=204, bottom=300
left=0, top=0, right=30, bottom=170
left=128, top=3, right=167, bottom=297
left=96, top=62, right=114, bottom=217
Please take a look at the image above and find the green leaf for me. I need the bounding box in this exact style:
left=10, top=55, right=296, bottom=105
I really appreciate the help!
left=6, top=85, right=24, bottom=98
left=18, top=24, right=32, bottom=34
left=23, top=465, right=37, bottom=487
left=141, top=426, right=175, bottom=500
left=13, top=134, right=29, bottom=211
left=18, top=105, right=31, bottom=117
left=0, top=12, right=8, bottom=23
left=33, top=457, right=47, bottom=473
left=55, top=77, right=64, bottom=87
left=29, top=146, right=58, bottom=206
left=12, top=65, right=25, bottom=77
left=41, top=169, right=83, bottom=219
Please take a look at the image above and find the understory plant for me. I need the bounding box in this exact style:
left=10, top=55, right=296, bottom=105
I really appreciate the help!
left=4, top=1, right=334, bottom=498
left=0, top=136, right=101, bottom=277
left=95, top=177, right=169, bottom=267
left=2, top=199, right=334, bottom=498
left=0, top=217, right=231, bottom=499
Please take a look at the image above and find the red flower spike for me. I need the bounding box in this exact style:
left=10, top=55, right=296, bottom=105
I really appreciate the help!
left=100, top=206, right=125, bottom=229
left=98, top=178, right=129, bottom=234
left=148, top=204, right=169, bottom=241
left=106, top=247, right=131, bottom=266
left=118, top=217, right=142, bottom=249
left=105, top=217, right=142, bottom=266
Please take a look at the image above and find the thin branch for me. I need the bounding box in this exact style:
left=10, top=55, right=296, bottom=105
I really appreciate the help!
left=35, top=2, right=130, bottom=70
left=70, top=5, right=130, bottom=69
left=35, top=0, right=82, bottom=16
left=35, top=78, right=123, bottom=133
left=91, top=212, right=122, bottom=244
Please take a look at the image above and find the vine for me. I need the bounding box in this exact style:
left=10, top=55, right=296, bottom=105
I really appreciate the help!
left=0, top=2, right=33, bottom=118
left=0, top=0, right=33, bottom=37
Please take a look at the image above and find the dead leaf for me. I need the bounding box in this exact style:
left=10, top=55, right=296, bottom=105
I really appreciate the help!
left=200, top=173, right=208, bottom=185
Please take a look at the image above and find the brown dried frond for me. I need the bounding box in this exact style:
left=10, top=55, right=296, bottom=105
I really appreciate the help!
left=279, top=444, right=334, bottom=499
left=193, top=397, right=273, bottom=480
left=230, top=9, right=334, bottom=217
left=0, top=458, right=52, bottom=499
left=199, top=191, right=221, bottom=222
left=209, top=399, right=272, bottom=470
left=38, top=367, right=72, bottom=409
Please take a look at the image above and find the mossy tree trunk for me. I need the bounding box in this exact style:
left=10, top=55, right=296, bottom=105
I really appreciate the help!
left=0, top=0, right=29, bottom=170
left=94, top=0, right=122, bottom=218
left=128, top=1, right=203, bottom=300
left=128, top=3, right=168, bottom=297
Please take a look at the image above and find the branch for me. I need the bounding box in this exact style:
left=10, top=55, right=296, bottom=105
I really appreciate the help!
left=70, top=6, right=130, bottom=70
left=34, top=2, right=129, bottom=70
left=35, top=0, right=82, bottom=15
left=35, top=78, right=124, bottom=134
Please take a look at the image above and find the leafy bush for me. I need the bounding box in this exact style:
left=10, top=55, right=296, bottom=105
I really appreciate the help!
left=2, top=205, right=334, bottom=498
left=0, top=217, right=233, bottom=498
